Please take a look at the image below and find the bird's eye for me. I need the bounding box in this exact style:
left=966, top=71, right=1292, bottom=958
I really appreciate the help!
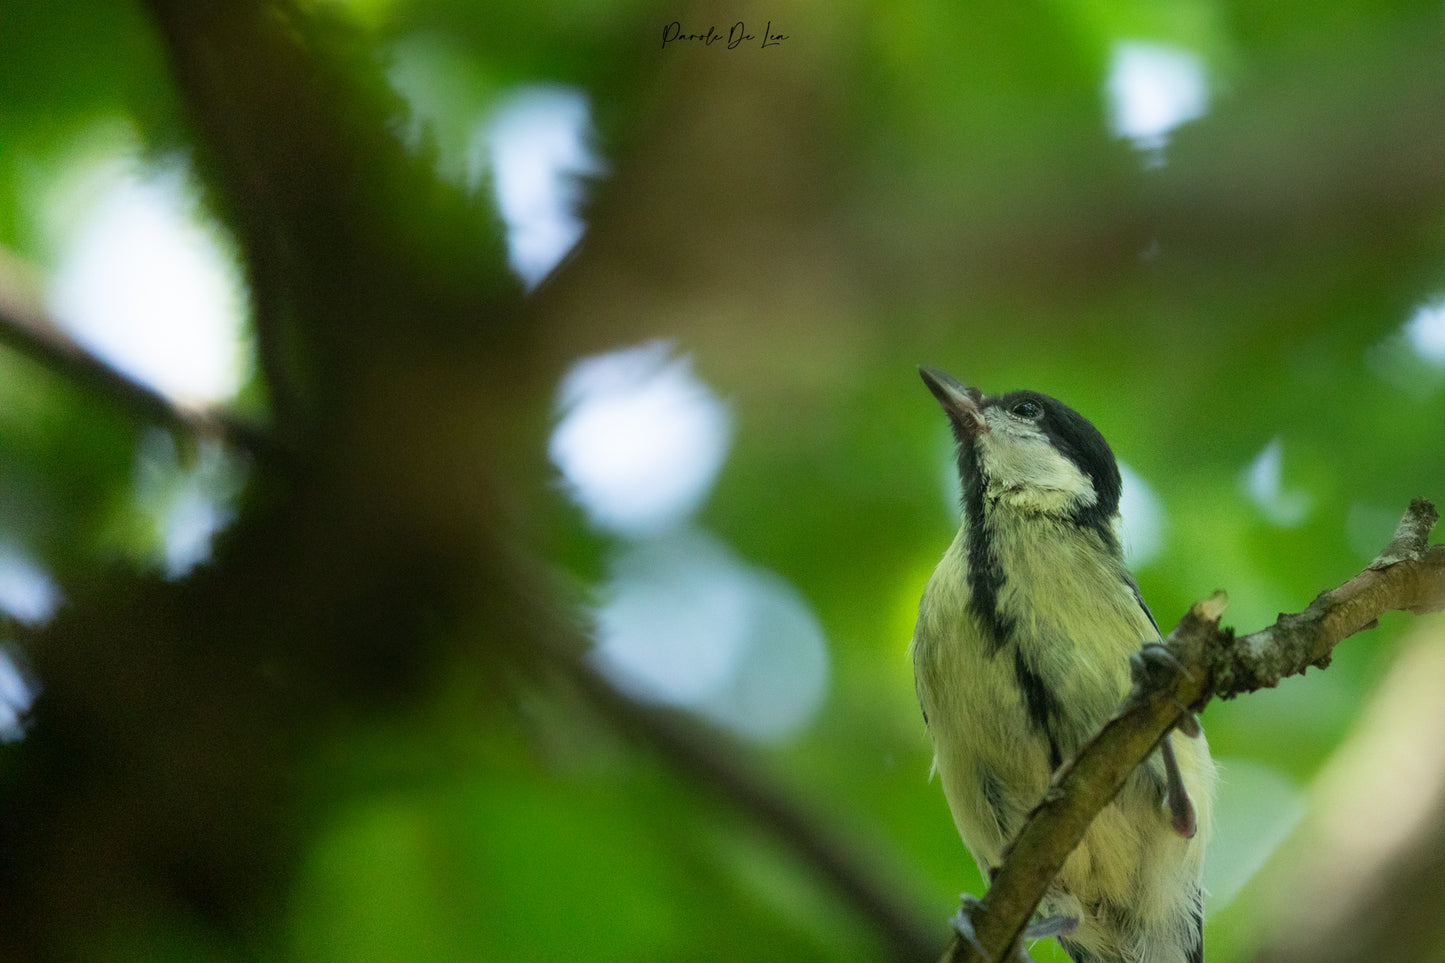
left=1012, top=400, right=1042, bottom=419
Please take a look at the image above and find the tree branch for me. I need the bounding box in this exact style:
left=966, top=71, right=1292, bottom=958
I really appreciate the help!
left=0, top=247, right=272, bottom=460
left=941, top=498, right=1445, bottom=963
left=1213, top=498, right=1445, bottom=698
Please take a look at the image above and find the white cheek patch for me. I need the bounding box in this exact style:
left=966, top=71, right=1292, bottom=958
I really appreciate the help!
left=978, top=414, right=1097, bottom=513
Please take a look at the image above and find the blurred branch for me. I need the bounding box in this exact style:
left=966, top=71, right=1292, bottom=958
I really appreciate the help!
left=942, top=498, right=1445, bottom=963
left=1247, top=623, right=1445, bottom=963
left=0, top=246, right=271, bottom=458
left=563, top=656, right=939, bottom=962
left=141, top=0, right=516, bottom=440
left=140, top=0, right=317, bottom=428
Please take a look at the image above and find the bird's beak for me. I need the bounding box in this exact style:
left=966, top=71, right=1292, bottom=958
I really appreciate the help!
left=919, top=367, right=987, bottom=437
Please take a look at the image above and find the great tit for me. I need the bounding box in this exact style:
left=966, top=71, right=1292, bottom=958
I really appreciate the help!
left=911, top=368, right=1215, bottom=963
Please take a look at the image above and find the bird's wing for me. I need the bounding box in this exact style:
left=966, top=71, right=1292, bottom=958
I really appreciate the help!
left=1126, top=575, right=1163, bottom=641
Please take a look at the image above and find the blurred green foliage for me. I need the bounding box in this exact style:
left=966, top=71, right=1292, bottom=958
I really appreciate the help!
left=2, top=0, right=1445, bottom=960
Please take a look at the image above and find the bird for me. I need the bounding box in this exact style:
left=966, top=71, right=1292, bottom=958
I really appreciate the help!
left=910, top=367, right=1215, bottom=963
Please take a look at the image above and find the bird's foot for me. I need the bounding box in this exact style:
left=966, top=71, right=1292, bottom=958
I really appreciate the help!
left=1128, top=643, right=1186, bottom=697
left=1129, top=646, right=1202, bottom=838
left=1129, top=644, right=1203, bottom=736
left=950, top=894, right=987, bottom=954
left=952, top=895, right=1078, bottom=961
left=1023, top=912, right=1078, bottom=940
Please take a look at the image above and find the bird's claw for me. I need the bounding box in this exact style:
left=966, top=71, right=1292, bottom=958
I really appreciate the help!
left=1128, top=644, right=1202, bottom=737
left=1129, top=646, right=1202, bottom=837
left=951, top=894, right=987, bottom=953
left=952, top=894, right=1078, bottom=961
left=1129, top=643, right=1185, bottom=693
left=1023, top=912, right=1078, bottom=939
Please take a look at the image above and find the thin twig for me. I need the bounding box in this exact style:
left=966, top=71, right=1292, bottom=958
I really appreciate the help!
left=0, top=250, right=271, bottom=459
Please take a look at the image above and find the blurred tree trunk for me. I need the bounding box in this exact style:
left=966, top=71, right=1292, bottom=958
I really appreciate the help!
left=0, top=1, right=556, bottom=955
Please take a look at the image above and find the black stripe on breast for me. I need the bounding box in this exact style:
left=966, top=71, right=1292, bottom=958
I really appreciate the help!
left=1013, top=648, right=1063, bottom=771
left=960, top=443, right=1015, bottom=652
left=978, top=762, right=1008, bottom=837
